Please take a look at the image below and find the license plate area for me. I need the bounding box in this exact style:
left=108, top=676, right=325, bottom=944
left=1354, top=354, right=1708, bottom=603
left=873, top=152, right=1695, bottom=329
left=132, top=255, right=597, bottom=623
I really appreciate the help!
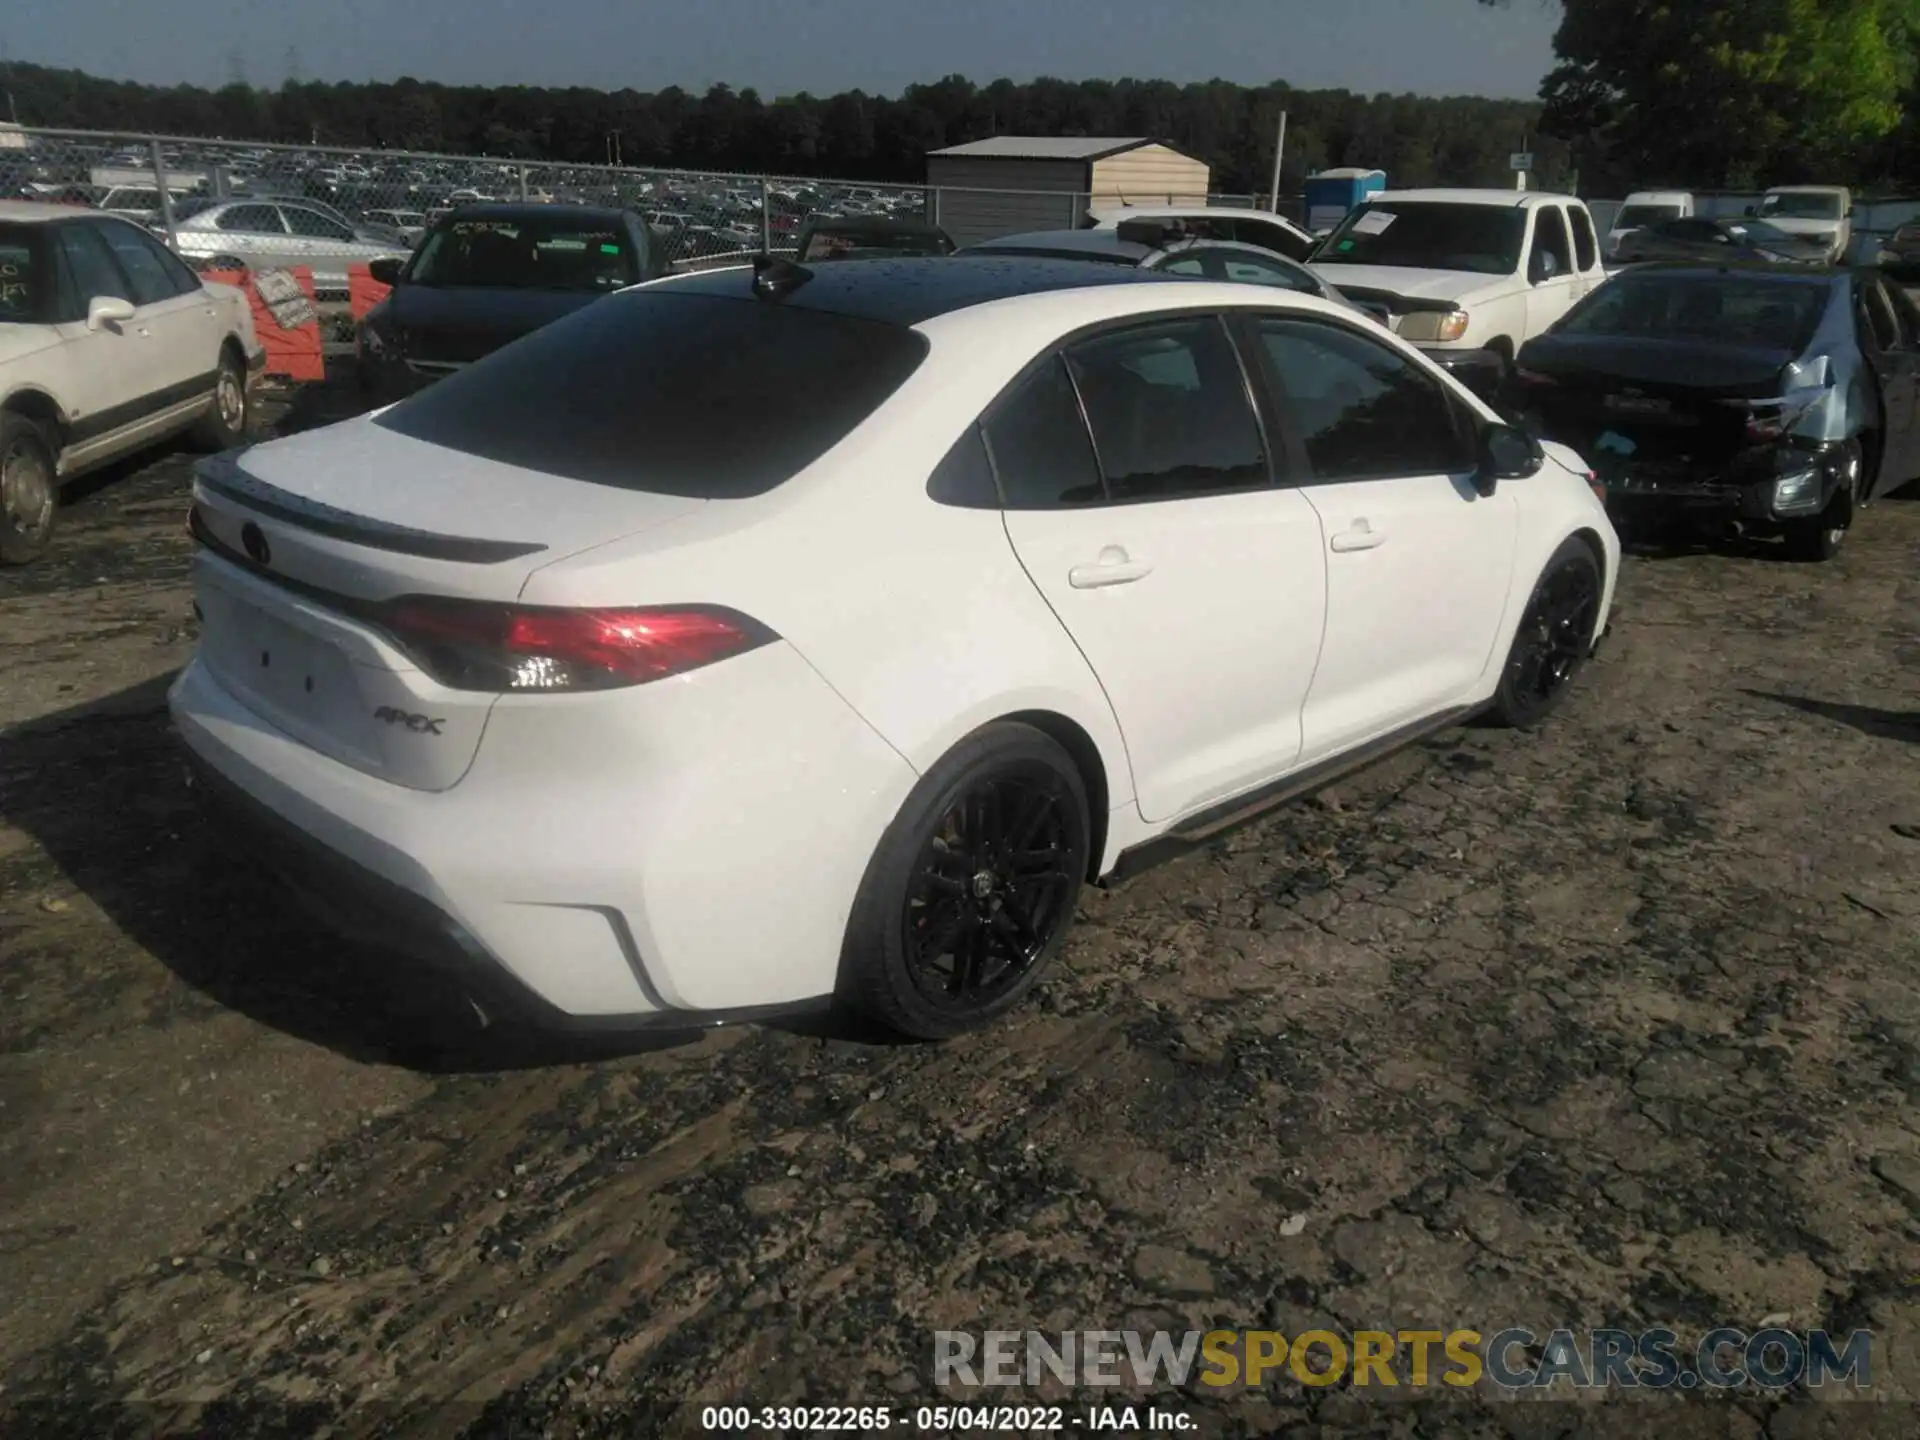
left=1604, top=393, right=1674, bottom=416
left=200, top=588, right=380, bottom=761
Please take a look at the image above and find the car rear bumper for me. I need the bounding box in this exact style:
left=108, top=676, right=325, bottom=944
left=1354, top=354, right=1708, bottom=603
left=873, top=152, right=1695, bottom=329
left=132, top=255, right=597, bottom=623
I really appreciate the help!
left=167, top=638, right=918, bottom=1027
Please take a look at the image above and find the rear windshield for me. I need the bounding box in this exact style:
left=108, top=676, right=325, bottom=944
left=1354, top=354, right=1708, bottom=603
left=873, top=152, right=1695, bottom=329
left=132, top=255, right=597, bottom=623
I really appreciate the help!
left=1554, top=274, right=1828, bottom=350
left=372, top=290, right=930, bottom=497
left=1616, top=204, right=1683, bottom=228
left=1315, top=202, right=1526, bottom=275
left=409, top=217, right=638, bottom=292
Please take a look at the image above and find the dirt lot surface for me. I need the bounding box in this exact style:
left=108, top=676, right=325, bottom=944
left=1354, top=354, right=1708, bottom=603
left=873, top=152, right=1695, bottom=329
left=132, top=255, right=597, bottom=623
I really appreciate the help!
left=2, top=376, right=1918, bottom=1438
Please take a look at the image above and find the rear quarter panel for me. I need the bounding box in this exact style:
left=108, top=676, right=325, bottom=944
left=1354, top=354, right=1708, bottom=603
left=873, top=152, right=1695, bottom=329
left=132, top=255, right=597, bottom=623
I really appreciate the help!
left=514, top=315, right=1138, bottom=816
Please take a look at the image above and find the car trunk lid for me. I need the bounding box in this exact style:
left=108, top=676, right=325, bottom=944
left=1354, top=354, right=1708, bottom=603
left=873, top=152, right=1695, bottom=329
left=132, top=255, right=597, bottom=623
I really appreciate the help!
left=1516, top=336, right=1795, bottom=465
left=187, top=424, right=706, bottom=790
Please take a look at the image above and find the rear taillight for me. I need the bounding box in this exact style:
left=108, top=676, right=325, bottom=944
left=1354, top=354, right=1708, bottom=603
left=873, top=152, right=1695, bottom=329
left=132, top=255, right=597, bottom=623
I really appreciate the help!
left=379, top=598, right=778, bottom=693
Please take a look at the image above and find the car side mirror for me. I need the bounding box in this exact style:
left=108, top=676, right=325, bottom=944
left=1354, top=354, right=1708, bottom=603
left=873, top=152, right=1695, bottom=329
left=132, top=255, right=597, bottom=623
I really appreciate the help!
left=1476, top=423, right=1544, bottom=495
left=87, top=295, right=137, bottom=331
left=1530, top=250, right=1559, bottom=284
left=1744, top=205, right=1758, bottom=217
left=367, top=256, right=405, bottom=286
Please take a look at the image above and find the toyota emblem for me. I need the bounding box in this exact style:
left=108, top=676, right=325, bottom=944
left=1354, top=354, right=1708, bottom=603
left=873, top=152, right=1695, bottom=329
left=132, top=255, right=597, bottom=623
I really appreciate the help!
left=240, top=521, right=271, bottom=565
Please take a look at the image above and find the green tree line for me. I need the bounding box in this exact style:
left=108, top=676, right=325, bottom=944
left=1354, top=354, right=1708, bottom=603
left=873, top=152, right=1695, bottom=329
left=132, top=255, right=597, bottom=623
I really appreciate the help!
left=1481, top=0, right=1920, bottom=191
left=2, top=60, right=1574, bottom=192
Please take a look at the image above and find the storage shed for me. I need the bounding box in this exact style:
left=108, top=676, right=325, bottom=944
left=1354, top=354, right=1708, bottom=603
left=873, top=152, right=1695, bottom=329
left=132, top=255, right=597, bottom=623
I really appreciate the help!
left=925, top=137, right=1211, bottom=245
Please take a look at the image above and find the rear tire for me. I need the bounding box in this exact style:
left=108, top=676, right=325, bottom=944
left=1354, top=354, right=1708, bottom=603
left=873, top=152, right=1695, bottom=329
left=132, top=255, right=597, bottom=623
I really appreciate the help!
left=1486, top=537, right=1603, bottom=729
left=191, top=349, right=250, bottom=451
left=0, top=412, right=59, bottom=567
left=839, top=722, right=1090, bottom=1040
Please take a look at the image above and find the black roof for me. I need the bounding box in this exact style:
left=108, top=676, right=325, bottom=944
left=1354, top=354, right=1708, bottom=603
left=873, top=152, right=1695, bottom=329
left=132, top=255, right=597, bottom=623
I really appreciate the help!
left=642, top=254, right=1171, bottom=326
left=438, top=202, right=632, bottom=225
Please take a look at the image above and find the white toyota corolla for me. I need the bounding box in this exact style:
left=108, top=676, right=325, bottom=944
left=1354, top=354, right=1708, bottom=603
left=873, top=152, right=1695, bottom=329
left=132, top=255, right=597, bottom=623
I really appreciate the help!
left=170, top=254, right=1618, bottom=1040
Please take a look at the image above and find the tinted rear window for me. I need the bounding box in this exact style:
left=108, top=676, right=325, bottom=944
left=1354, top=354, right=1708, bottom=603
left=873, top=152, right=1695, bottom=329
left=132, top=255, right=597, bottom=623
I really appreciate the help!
left=372, top=290, right=930, bottom=497
left=1555, top=274, right=1828, bottom=351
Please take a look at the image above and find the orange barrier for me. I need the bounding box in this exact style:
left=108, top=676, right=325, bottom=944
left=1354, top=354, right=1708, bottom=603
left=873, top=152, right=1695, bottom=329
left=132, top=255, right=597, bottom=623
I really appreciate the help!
left=347, top=262, right=392, bottom=323
left=206, top=265, right=324, bottom=383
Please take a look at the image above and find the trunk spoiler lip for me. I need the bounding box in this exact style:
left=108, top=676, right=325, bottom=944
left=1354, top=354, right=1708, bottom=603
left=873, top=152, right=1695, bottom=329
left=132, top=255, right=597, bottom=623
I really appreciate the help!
left=194, top=449, right=549, bottom=565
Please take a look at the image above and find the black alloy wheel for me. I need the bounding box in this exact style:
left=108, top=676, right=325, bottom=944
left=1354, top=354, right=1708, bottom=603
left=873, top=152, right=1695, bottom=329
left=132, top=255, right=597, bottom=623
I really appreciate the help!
left=841, top=722, right=1090, bottom=1039
left=903, top=771, right=1080, bottom=1012
left=1489, top=537, right=1603, bottom=728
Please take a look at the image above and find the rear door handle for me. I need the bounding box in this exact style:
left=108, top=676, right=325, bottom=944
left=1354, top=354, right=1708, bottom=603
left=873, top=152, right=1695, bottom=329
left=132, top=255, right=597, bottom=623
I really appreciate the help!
left=1330, top=519, right=1386, bottom=552
left=1068, top=545, right=1153, bottom=588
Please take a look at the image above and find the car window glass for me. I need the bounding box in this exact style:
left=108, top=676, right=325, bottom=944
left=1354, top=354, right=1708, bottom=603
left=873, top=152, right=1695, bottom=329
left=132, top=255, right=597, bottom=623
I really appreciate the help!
left=1255, top=316, right=1474, bottom=481
left=125, top=224, right=201, bottom=297
left=1231, top=217, right=1314, bottom=261
left=95, top=222, right=178, bottom=305
left=282, top=207, right=356, bottom=241
left=981, top=354, right=1104, bottom=507
left=1569, top=206, right=1598, bottom=271
left=1532, top=206, right=1573, bottom=276
left=1882, top=280, right=1920, bottom=343
left=1064, top=316, right=1267, bottom=502
left=59, top=224, right=132, bottom=305
left=1862, top=280, right=1902, bottom=350
left=1210, top=249, right=1315, bottom=291
left=217, top=204, right=284, bottom=234
left=1155, top=254, right=1207, bottom=276
left=926, top=424, right=1000, bottom=508
left=0, top=232, right=40, bottom=322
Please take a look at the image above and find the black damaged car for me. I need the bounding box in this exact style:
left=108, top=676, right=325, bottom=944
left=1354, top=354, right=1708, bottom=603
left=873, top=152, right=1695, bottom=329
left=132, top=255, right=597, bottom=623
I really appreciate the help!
left=1506, top=262, right=1920, bottom=561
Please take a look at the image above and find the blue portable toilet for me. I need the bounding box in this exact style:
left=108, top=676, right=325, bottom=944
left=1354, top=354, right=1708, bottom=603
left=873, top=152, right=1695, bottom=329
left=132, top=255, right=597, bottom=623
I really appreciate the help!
left=1304, top=167, right=1386, bottom=234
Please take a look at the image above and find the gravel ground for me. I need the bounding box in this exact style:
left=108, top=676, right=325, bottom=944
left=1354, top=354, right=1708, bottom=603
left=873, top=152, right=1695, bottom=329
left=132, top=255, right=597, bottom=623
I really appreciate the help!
left=1, top=374, right=1918, bottom=1438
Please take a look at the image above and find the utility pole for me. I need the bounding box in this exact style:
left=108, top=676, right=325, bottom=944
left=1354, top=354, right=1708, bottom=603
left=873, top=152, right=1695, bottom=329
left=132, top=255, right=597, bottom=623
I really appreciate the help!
left=1267, top=110, right=1288, bottom=213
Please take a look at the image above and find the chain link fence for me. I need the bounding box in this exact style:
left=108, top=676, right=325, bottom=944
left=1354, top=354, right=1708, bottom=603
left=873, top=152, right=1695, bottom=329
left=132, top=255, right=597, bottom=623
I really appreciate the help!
left=0, top=126, right=1306, bottom=283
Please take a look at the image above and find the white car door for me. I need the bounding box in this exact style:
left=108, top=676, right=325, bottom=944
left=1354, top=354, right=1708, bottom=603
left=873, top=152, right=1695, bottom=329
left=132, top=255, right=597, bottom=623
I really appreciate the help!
left=990, top=314, right=1330, bottom=824
left=1523, top=205, right=1581, bottom=340
left=1242, top=312, right=1518, bottom=764
left=46, top=221, right=176, bottom=443
left=92, top=218, right=215, bottom=401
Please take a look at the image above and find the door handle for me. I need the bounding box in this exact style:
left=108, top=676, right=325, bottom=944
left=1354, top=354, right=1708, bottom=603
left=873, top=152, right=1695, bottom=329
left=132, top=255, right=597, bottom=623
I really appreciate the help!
left=1068, top=545, right=1153, bottom=589
left=1330, top=519, right=1386, bottom=552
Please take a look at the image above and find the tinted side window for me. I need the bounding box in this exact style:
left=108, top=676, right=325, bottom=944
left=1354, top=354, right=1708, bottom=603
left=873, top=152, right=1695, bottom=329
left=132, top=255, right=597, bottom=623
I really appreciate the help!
left=1860, top=278, right=1902, bottom=351
left=1064, top=316, right=1268, bottom=502
left=217, top=204, right=284, bottom=233
left=927, top=425, right=1000, bottom=508
left=981, top=355, right=1103, bottom=508
left=1532, top=207, right=1573, bottom=275
left=59, top=224, right=133, bottom=305
left=1254, top=317, right=1475, bottom=481
left=96, top=221, right=181, bottom=305
left=1570, top=206, right=1598, bottom=271
left=374, top=291, right=929, bottom=497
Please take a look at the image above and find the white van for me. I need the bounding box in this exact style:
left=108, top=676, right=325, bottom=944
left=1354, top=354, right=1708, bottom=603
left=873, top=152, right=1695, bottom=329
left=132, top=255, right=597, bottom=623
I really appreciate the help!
left=1605, top=191, right=1693, bottom=260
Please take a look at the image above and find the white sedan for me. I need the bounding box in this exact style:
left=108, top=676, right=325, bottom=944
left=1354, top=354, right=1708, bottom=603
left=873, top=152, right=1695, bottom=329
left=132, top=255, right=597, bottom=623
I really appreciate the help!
left=2, top=201, right=263, bottom=565
left=170, top=254, right=1619, bottom=1040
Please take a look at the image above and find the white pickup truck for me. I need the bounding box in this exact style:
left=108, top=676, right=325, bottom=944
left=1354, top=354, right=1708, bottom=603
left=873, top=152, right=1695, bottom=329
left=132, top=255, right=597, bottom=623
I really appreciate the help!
left=1307, top=188, right=1610, bottom=395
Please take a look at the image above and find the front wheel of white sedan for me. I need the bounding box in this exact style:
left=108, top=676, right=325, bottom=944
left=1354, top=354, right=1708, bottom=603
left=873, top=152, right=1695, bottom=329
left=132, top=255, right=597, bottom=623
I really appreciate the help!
left=0, top=413, right=59, bottom=567
left=840, top=721, right=1091, bottom=1040
left=1487, top=536, right=1603, bottom=729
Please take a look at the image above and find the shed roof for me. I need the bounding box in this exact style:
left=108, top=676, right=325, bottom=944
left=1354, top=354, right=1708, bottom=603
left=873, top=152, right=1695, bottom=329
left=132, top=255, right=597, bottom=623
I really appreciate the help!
left=929, top=136, right=1165, bottom=162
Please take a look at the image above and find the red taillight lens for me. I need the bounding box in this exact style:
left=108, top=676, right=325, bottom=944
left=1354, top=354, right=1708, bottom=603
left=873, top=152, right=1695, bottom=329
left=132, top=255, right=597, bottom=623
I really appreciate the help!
left=380, top=599, right=777, bottom=693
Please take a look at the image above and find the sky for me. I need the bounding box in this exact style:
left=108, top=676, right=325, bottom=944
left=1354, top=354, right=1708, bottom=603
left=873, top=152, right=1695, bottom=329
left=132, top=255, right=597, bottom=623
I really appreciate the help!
left=4, top=0, right=1559, bottom=101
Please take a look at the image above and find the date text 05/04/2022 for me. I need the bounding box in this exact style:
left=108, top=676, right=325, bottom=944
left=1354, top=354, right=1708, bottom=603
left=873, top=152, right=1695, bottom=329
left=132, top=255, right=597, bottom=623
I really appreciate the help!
left=700, top=1405, right=1192, bottom=1431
